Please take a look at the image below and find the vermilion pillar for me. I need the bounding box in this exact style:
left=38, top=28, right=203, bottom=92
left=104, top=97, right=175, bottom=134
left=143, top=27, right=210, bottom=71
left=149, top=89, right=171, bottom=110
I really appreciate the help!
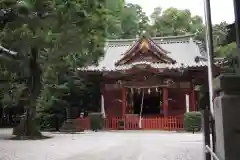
left=122, top=87, right=126, bottom=117
left=163, top=87, right=168, bottom=117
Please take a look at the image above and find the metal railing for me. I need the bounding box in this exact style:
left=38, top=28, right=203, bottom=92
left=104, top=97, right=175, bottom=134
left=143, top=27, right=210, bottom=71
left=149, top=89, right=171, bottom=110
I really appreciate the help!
left=205, top=145, right=222, bottom=160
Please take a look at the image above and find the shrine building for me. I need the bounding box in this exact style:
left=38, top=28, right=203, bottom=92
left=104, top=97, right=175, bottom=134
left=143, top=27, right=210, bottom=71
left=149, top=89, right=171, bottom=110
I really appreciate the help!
left=78, top=34, right=210, bottom=130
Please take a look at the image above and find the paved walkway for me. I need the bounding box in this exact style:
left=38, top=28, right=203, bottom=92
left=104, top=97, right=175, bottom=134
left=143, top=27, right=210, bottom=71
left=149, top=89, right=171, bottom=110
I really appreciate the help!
left=0, top=129, right=204, bottom=160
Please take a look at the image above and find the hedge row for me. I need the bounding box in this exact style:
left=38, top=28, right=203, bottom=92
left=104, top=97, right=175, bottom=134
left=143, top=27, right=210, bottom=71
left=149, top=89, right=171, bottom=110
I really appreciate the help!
left=184, top=111, right=202, bottom=132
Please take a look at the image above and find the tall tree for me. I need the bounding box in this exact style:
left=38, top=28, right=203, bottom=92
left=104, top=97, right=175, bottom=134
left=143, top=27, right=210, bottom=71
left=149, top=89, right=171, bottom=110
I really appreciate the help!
left=105, top=0, right=125, bottom=38
left=35, top=0, right=107, bottom=130
left=120, top=3, right=149, bottom=38
left=0, top=0, right=108, bottom=137
left=150, top=7, right=205, bottom=37
left=106, top=0, right=149, bottom=39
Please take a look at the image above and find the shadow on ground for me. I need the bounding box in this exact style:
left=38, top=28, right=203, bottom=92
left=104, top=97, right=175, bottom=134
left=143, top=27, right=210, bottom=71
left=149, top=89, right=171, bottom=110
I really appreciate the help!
left=0, top=128, right=52, bottom=140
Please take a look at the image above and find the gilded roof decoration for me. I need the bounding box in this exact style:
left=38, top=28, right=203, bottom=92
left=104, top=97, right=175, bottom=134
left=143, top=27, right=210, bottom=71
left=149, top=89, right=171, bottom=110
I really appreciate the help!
left=139, top=38, right=149, bottom=53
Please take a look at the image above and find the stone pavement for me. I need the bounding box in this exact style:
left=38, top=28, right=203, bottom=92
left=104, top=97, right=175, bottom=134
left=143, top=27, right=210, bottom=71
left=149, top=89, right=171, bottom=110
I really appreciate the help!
left=0, top=129, right=204, bottom=160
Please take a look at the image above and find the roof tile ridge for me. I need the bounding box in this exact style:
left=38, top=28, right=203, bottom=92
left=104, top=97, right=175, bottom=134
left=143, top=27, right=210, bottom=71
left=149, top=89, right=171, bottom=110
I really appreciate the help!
left=148, top=38, right=170, bottom=54
left=106, top=38, right=137, bottom=43
left=151, top=34, right=195, bottom=40
left=106, top=34, right=195, bottom=44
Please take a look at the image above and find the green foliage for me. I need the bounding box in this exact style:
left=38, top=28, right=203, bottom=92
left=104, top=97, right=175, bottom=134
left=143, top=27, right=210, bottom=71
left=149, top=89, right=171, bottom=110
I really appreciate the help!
left=36, top=87, right=66, bottom=129
left=89, top=112, right=103, bottom=131
left=149, top=7, right=205, bottom=37
left=107, top=4, right=230, bottom=58
left=120, top=3, right=149, bottom=38
left=35, top=0, right=107, bottom=129
left=0, top=0, right=232, bottom=130
left=0, top=0, right=108, bottom=130
left=106, top=0, right=149, bottom=39
left=212, top=22, right=229, bottom=47
left=184, top=112, right=202, bottom=132
left=215, top=42, right=237, bottom=57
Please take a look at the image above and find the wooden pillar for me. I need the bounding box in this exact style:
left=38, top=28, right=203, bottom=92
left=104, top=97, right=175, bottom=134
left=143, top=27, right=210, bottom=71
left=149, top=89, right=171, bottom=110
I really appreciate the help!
left=163, top=87, right=168, bottom=117
left=122, top=87, right=126, bottom=117
left=191, top=87, right=196, bottom=111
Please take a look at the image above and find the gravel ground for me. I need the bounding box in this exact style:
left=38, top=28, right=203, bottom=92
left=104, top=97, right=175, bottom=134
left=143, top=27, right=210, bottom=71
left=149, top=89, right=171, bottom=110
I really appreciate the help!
left=0, top=129, right=204, bottom=160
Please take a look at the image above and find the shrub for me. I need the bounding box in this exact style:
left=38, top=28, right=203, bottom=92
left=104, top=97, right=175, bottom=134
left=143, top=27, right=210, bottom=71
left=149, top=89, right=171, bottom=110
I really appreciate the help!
left=184, top=111, right=202, bottom=133
left=89, top=112, right=103, bottom=131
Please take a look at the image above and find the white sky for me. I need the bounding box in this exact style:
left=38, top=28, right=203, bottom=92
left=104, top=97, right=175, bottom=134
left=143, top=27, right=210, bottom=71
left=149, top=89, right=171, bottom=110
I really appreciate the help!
left=126, top=0, right=235, bottom=24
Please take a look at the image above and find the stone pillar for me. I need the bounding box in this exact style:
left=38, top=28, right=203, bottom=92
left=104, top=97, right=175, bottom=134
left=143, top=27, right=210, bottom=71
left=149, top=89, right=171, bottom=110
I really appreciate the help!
left=213, top=74, right=240, bottom=160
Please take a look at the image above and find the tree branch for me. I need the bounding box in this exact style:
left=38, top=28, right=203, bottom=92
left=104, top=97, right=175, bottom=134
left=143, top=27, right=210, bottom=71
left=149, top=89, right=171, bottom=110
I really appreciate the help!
left=0, top=45, right=18, bottom=58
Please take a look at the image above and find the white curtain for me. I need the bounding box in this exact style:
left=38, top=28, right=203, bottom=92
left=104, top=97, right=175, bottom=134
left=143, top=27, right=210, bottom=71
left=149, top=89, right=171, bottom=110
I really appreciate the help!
left=185, top=94, right=190, bottom=113
left=101, top=95, right=106, bottom=118
left=139, top=90, right=145, bottom=129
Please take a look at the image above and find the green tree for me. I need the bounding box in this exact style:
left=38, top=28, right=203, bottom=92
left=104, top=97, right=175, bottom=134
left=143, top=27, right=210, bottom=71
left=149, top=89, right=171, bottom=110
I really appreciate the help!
left=149, top=7, right=233, bottom=58
left=212, top=22, right=229, bottom=47
left=120, top=3, right=149, bottom=38
left=36, top=0, right=107, bottom=130
left=106, top=1, right=149, bottom=39
left=215, top=42, right=237, bottom=57
left=105, top=0, right=125, bottom=38
left=0, top=0, right=108, bottom=137
left=150, top=7, right=204, bottom=37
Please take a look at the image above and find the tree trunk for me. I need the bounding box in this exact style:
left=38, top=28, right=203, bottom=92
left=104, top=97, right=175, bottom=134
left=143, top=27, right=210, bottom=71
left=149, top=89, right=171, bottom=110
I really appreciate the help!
left=13, top=106, right=41, bottom=137
left=12, top=48, right=42, bottom=138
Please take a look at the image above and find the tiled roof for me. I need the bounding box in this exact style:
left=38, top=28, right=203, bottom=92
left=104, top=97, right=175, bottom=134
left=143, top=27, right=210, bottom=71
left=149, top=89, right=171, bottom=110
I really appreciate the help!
left=79, top=35, right=208, bottom=71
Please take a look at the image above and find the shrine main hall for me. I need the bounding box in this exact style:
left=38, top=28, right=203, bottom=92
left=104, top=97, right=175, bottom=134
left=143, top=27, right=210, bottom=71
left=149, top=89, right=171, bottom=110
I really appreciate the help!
left=79, top=34, right=210, bottom=130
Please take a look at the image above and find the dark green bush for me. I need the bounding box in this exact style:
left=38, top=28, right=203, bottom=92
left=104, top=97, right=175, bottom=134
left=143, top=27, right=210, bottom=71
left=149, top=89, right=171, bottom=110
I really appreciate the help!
left=89, top=112, right=103, bottom=131
left=184, top=111, right=202, bottom=132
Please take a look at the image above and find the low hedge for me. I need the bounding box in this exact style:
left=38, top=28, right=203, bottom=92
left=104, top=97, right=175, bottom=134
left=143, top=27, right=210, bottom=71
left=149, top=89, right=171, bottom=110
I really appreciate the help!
left=184, top=111, right=202, bottom=132
left=89, top=112, right=103, bottom=131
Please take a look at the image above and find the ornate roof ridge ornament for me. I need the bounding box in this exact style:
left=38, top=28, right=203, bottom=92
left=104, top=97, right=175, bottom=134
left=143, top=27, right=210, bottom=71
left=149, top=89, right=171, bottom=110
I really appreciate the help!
left=139, top=38, right=149, bottom=53
left=115, top=36, right=176, bottom=66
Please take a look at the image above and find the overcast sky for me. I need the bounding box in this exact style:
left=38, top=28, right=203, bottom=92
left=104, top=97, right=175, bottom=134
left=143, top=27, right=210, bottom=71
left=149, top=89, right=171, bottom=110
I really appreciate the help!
left=126, top=0, right=235, bottom=24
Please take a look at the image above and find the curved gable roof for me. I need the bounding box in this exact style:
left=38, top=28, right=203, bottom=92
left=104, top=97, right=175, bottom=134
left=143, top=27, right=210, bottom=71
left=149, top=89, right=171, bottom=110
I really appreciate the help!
left=115, top=36, right=176, bottom=65
left=80, top=35, right=208, bottom=71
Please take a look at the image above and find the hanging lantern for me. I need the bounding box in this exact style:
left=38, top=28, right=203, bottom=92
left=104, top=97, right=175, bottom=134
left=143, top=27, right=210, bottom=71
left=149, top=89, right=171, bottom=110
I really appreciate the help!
left=148, top=88, right=151, bottom=94
left=137, top=88, right=141, bottom=94
left=131, top=88, right=134, bottom=95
